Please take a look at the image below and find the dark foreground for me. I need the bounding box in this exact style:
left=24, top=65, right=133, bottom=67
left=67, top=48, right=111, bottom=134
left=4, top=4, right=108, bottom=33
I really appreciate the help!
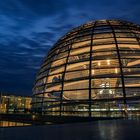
left=0, top=119, right=140, bottom=140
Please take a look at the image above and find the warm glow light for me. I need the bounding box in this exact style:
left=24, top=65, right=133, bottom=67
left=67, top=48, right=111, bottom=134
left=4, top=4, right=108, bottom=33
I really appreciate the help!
left=98, top=62, right=101, bottom=66
left=115, top=68, right=118, bottom=73
left=92, top=69, right=94, bottom=75
left=107, top=59, right=110, bottom=65
left=83, top=65, right=87, bottom=69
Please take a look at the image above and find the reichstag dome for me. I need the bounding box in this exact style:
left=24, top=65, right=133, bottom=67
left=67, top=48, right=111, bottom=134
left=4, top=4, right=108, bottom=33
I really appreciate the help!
left=32, top=20, right=140, bottom=118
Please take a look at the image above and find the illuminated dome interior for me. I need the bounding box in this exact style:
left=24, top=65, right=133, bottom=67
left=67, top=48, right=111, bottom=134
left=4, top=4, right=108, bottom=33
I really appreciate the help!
left=32, top=20, right=140, bottom=117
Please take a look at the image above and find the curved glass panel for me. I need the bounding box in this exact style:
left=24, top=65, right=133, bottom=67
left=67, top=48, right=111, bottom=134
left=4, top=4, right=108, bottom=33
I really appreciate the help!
left=32, top=20, right=140, bottom=118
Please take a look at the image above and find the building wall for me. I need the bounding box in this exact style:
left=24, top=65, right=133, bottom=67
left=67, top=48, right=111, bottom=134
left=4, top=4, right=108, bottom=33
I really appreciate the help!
left=0, top=94, right=31, bottom=113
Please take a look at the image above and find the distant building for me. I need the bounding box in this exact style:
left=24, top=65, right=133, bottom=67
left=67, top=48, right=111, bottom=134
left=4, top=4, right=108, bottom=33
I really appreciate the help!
left=0, top=93, right=31, bottom=113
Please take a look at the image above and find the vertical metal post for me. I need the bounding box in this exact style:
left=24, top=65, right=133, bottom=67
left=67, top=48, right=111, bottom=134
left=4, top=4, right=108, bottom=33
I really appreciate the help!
left=107, top=20, right=127, bottom=116
left=89, top=21, right=96, bottom=117
left=60, top=41, right=73, bottom=116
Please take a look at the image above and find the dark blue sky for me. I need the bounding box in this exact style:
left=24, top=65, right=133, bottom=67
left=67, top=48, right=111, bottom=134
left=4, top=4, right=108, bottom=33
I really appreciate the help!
left=0, top=0, right=140, bottom=96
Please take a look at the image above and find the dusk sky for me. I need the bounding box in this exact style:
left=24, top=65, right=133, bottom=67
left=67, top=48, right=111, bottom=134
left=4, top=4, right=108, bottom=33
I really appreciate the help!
left=0, top=0, right=140, bottom=96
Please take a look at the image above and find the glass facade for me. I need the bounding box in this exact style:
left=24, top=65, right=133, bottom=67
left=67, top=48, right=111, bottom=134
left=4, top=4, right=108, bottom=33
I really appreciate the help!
left=32, top=20, right=140, bottom=117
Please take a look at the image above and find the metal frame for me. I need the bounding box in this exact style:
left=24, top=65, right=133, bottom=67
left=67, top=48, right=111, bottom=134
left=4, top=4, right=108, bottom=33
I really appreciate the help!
left=32, top=20, right=140, bottom=118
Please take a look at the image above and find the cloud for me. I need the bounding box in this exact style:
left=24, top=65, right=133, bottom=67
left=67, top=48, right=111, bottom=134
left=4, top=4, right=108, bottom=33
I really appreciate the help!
left=0, top=0, right=140, bottom=95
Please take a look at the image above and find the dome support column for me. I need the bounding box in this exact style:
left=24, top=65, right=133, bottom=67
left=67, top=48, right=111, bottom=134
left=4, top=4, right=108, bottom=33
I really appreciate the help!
left=60, top=39, right=75, bottom=116
left=107, top=20, right=127, bottom=117
left=89, top=22, right=96, bottom=117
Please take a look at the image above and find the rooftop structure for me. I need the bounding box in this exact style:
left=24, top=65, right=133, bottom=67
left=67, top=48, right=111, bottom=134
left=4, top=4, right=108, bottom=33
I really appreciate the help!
left=32, top=20, right=140, bottom=118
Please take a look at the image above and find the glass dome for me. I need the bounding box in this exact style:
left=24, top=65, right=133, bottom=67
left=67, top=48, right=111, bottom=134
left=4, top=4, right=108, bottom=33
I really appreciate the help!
left=32, top=20, right=140, bottom=117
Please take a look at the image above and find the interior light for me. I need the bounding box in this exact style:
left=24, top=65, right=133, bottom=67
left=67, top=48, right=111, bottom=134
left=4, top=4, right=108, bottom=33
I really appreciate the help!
left=115, top=68, right=118, bottom=73
left=107, top=59, right=110, bottom=65
left=92, top=70, right=94, bottom=75
left=98, top=62, right=101, bottom=66
left=99, top=90, right=103, bottom=94
left=83, top=65, right=87, bottom=69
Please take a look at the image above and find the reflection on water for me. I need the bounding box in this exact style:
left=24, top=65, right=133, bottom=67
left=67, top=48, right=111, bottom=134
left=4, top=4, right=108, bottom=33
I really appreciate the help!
left=0, top=121, right=31, bottom=127
left=0, top=120, right=140, bottom=140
